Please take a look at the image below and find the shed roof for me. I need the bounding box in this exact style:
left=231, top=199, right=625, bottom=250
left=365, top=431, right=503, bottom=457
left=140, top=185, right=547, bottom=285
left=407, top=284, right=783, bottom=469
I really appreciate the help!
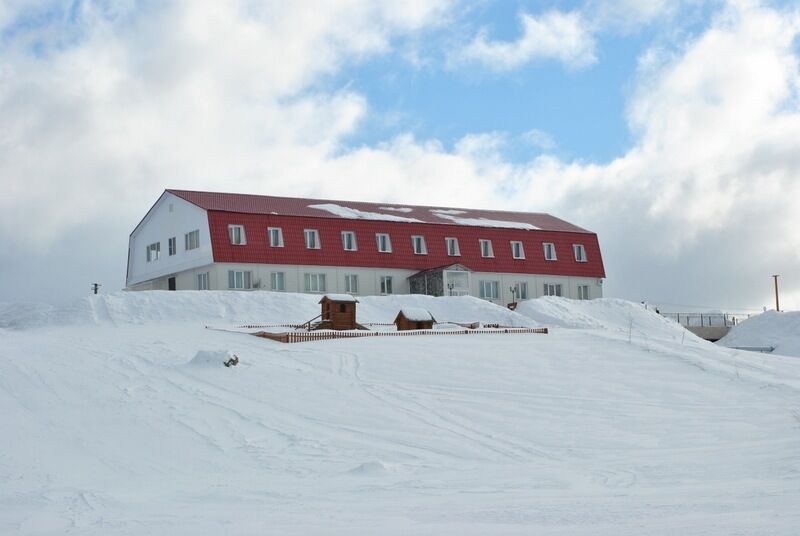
left=167, top=189, right=593, bottom=233
left=319, top=294, right=359, bottom=303
left=396, top=307, right=436, bottom=323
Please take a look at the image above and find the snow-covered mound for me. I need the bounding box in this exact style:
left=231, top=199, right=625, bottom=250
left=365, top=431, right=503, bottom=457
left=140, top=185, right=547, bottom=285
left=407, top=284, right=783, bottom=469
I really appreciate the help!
left=718, top=310, right=800, bottom=356
left=514, top=296, right=694, bottom=342
left=0, top=291, right=536, bottom=329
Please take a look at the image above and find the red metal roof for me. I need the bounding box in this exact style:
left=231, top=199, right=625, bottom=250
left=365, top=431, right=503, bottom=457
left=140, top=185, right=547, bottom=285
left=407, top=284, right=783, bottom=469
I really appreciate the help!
left=167, top=189, right=593, bottom=234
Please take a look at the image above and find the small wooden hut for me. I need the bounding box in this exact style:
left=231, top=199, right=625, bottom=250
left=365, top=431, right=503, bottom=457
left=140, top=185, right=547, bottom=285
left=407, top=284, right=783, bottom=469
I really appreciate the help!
left=394, top=307, right=436, bottom=331
left=318, top=294, right=359, bottom=330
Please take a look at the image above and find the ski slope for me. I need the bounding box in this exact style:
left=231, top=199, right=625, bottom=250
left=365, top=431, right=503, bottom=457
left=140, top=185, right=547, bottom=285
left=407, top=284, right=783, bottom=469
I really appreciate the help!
left=2, top=292, right=800, bottom=535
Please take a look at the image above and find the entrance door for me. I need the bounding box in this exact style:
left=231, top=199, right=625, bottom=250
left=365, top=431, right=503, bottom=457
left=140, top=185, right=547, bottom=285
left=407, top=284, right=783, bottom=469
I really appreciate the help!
left=168, top=277, right=176, bottom=291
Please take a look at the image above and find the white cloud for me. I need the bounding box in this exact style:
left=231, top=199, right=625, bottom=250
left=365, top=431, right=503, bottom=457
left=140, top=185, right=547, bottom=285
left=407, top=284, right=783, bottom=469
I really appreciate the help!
left=454, top=10, right=597, bottom=71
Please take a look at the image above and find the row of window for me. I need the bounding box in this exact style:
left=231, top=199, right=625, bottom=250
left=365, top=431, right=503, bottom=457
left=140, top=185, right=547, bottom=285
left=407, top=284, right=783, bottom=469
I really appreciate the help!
left=214, top=270, right=590, bottom=300
left=229, top=224, right=588, bottom=262
left=146, top=229, right=200, bottom=262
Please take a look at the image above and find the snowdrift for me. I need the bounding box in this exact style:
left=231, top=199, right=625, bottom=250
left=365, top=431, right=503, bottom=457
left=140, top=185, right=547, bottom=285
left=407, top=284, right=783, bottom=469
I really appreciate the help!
left=0, top=291, right=536, bottom=330
left=718, top=310, right=800, bottom=357
left=513, top=296, right=694, bottom=342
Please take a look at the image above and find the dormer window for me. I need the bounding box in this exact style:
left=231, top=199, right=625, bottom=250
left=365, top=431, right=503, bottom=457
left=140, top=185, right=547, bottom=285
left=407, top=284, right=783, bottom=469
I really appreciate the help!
left=228, top=225, right=246, bottom=245
left=573, top=244, right=587, bottom=262
left=341, top=231, right=357, bottom=251
left=543, top=242, right=557, bottom=261
left=304, top=229, right=320, bottom=249
left=445, top=237, right=460, bottom=256
left=268, top=227, right=284, bottom=248
left=511, top=241, right=525, bottom=259
left=376, top=233, right=392, bottom=253
left=479, top=239, right=494, bottom=258
left=411, top=235, right=427, bottom=255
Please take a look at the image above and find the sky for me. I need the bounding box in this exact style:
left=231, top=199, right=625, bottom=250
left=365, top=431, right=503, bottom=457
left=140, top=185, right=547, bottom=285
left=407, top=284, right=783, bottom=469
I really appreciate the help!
left=0, top=0, right=799, bottom=313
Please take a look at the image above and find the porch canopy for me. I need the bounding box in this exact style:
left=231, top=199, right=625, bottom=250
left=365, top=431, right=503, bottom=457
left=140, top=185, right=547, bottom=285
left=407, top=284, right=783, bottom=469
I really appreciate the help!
left=408, top=263, right=472, bottom=297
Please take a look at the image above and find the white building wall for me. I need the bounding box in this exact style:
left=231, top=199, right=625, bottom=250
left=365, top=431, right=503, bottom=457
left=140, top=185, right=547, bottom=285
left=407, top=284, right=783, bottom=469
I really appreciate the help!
left=127, top=192, right=213, bottom=287
left=136, top=261, right=603, bottom=302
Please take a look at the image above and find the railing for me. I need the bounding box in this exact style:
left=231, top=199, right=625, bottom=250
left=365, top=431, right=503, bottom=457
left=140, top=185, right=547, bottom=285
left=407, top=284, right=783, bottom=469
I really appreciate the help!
left=254, top=327, right=549, bottom=344
left=660, top=312, right=750, bottom=327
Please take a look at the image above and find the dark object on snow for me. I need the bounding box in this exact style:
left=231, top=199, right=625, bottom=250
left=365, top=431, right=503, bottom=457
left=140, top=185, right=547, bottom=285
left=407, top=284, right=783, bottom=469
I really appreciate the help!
left=223, top=355, right=239, bottom=367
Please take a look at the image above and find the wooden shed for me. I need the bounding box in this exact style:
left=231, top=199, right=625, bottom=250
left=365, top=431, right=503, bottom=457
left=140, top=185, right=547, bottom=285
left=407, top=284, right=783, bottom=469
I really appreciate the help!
left=394, top=307, right=436, bottom=331
left=318, top=294, right=359, bottom=330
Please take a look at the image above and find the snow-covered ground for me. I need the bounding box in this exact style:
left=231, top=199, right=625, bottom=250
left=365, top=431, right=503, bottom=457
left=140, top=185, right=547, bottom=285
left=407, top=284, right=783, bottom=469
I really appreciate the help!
left=718, top=310, right=800, bottom=357
left=2, top=292, right=800, bottom=535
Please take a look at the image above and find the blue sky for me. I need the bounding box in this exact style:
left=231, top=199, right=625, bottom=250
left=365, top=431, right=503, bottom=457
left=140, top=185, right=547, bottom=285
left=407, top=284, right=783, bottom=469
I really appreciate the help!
left=0, top=0, right=799, bottom=310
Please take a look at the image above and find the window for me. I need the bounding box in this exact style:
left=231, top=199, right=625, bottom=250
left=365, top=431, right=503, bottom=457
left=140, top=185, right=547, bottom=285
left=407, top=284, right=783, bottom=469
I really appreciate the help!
left=380, top=276, right=393, bottom=295
left=511, top=241, right=525, bottom=259
left=513, top=282, right=528, bottom=300
left=445, top=237, right=460, bottom=256
left=304, top=273, right=326, bottom=293
left=573, top=244, right=587, bottom=262
left=479, top=239, right=494, bottom=258
left=168, top=237, right=176, bottom=256
left=146, top=242, right=160, bottom=262
left=344, top=274, right=358, bottom=294
left=543, top=242, right=557, bottom=261
left=185, top=229, right=200, bottom=250
left=268, top=228, right=284, bottom=248
left=411, top=235, right=427, bottom=255
left=479, top=280, right=500, bottom=300
left=577, top=285, right=590, bottom=300
left=543, top=283, right=562, bottom=297
left=228, top=225, right=246, bottom=245
left=268, top=272, right=284, bottom=291
left=197, top=272, right=209, bottom=290
left=228, top=270, right=252, bottom=289
left=341, top=231, right=357, bottom=251
left=304, top=229, right=320, bottom=249
left=376, top=233, right=392, bottom=253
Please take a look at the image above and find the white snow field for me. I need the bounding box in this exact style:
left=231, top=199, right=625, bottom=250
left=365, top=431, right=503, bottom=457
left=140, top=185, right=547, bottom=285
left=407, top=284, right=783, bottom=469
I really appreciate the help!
left=718, top=310, right=800, bottom=357
left=2, top=292, right=800, bottom=535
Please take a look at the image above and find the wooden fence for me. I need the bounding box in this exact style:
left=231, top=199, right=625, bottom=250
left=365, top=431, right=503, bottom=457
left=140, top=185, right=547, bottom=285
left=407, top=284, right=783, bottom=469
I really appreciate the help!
left=253, top=327, right=548, bottom=344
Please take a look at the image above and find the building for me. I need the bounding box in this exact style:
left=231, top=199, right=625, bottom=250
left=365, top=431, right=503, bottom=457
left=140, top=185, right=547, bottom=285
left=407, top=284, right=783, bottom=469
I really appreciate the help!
left=394, top=308, right=436, bottom=331
left=126, top=189, right=606, bottom=304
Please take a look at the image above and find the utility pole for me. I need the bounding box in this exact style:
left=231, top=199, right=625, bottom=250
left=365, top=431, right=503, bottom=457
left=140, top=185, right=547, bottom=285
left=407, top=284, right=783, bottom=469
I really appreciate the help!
left=91, top=283, right=101, bottom=295
left=772, top=275, right=780, bottom=312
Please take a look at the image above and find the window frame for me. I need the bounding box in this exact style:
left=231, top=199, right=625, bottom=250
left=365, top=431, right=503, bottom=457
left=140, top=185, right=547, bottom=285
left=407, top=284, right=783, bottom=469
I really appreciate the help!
left=341, top=231, right=358, bottom=251
left=479, top=280, right=500, bottom=300
left=573, top=244, right=587, bottom=262
left=344, top=274, right=359, bottom=294
left=304, top=273, right=327, bottom=293
left=270, top=271, right=285, bottom=291
left=168, top=237, right=177, bottom=256
left=197, top=272, right=209, bottom=290
left=379, top=275, right=393, bottom=295
left=543, top=242, right=557, bottom=261
left=510, top=241, right=525, bottom=260
left=228, top=225, right=246, bottom=245
left=479, top=239, right=494, bottom=258
left=445, top=237, right=460, bottom=256
left=268, top=227, right=284, bottom=248
left=146, top=242, right=160, bottom=262
left=304, top=229, right=321, bottom=250
left=411, top=235, right=427, bottom=255
left=376, top=233, right=392, bottom=253
left=228, top=270, right=252, bottom=290
left=543, top=283, right=563, bottom=297
left=577, top=285, right=590, bottom=300
left=185, top=229, right=200, bottom=251
left=513, top=282, right=528, bottom=300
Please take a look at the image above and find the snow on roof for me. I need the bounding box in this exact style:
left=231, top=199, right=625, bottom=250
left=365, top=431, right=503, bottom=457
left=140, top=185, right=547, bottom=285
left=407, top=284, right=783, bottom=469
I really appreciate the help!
left=320, top=294, right=359, bottom=303
left=432, top=212, right=540, bottom=230
left=166, top=189, right=593, bottom=233
left=397, top=307, right=435, bottom=322
left=308, top=203, right=424, bottom=223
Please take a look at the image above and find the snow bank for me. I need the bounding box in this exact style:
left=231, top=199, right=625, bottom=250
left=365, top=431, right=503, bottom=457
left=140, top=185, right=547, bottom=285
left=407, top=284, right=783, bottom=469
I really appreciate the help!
left=0, top=291, right=536, bottom=329
left=718, top=311, right=800, bottom=357
left=514, top=297, right=694, bottom=342
left=185, top=350, right=238, bottom=367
